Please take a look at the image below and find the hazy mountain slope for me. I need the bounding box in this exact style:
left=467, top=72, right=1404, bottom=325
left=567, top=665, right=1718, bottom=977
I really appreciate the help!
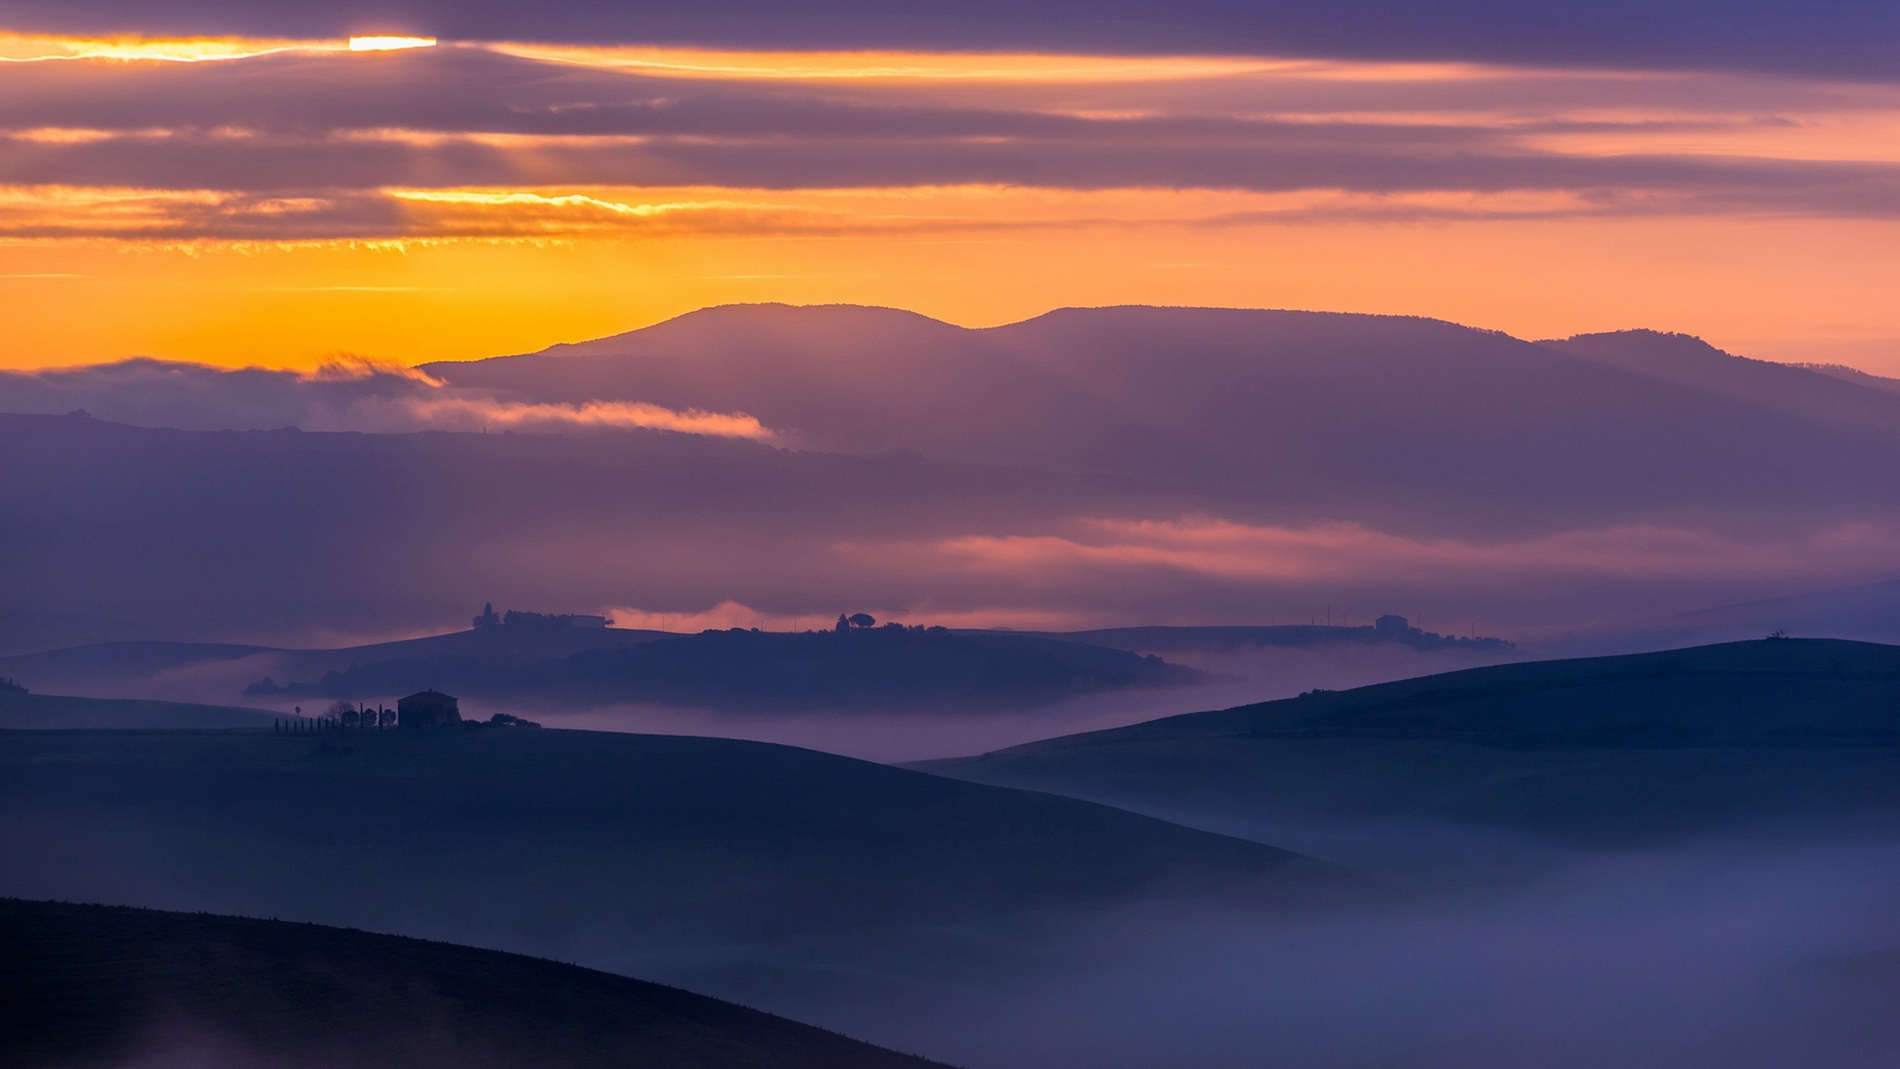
left=0, top=607, right=140, bottom=659
left=428, top=304, right=1075, bottom=462
left=919, top=639, right=1900, bottom=854
left=1539, top=329, right=1900, bottom=445
left=0, top=898, right=950, bottom=1069
left=0, top=691, right=282, bottom=729
left=1797, top=362, right=1900, bottom=399
left=1564, top=577, right=1900, bottom=654
left=0, top=728, right=1335, bottom=996
left=0, top=412, right=1199, bottom=645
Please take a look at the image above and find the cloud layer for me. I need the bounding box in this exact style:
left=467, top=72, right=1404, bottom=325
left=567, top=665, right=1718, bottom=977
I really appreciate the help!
left=0, top=357, right=771, bottom=436
left=0, top=0, right=1894, bottom=80
left=2, top=39, right=1899, bottom=240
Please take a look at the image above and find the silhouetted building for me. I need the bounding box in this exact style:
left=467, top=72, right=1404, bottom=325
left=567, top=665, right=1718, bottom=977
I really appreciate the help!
left=398, top=690, right=461, bottom=730
left=1374, top=614, right=1410, bottom=633
left=568, top=614, right=611, bottom=628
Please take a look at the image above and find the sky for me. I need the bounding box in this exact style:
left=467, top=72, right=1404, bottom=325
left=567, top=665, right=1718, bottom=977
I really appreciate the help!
left=0, top=3, right=1897, bottom=373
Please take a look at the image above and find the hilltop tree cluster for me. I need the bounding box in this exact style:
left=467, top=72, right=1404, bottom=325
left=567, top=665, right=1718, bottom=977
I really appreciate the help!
left=325, top=700, right=395, bottom=730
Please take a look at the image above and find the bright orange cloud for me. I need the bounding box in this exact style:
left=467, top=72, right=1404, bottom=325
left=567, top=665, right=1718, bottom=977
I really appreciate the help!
left=915, top=516, right=1900, bottom=586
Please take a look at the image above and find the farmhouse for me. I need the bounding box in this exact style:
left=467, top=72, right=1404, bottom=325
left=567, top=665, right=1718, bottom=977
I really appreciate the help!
left=397, top=690, right=461, bottom=730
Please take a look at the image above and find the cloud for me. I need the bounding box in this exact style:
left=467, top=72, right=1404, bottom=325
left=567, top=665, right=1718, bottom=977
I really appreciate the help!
left=364, top=395, right=770, bottom=437
left=1, top=41, right=1899, bottom=240
left=0, top=357, right=772, bottom=437
left=0, top=1, right=1893, bottom=81
left=893, top=515, right=1900, bottom=589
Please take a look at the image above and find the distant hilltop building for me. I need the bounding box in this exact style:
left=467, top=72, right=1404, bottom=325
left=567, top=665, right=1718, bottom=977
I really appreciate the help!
left=398, top=690, right=461, bottom=730
left=1374, top=614, right=1410, bottom=633
left=473, top=605, right=612, bottom=630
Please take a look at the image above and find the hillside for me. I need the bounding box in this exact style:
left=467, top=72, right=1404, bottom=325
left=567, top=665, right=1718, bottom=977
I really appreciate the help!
left=1, top=626, right=1201, bottom=713
left=1021, top=623, right=1513, bottom=655
left=0, top=728, right=1336, bottom=1002
left=0, top=624, right=673, bottom=705
left=1572, top=578, right=1900, bottom=653
left=919, top=639, right=1900, bottom=853
left=991, top=637, right=1900, bottom=749
left=0, top=898, right=949, bottom=1069
left=0, top=690, right=281, bottom=729
left=270, top=626, right=1201, bottom=712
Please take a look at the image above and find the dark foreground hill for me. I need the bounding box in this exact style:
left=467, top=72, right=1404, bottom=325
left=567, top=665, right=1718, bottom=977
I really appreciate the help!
left=0, top=898, right=949, bottom=1069
left=920, top=639, right=1900, bottom=855
left=0, top=728, right=1336, bottom=1002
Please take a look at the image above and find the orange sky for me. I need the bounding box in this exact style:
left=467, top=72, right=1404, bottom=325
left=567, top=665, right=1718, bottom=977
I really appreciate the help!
left=2, top=35, right=1898, bottom=373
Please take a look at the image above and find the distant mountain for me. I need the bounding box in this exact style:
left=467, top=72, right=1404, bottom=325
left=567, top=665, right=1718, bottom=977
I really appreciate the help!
left=1794, top=362, right=1900, bottom=399
left=1537, top=329, right=1900, bottom=447
left=430, top=304, right=1900, bottom=528
left=0, top=899, right=949, bottom=1069
left=919, top=639, right=1900, bottom=855
left=0, top=728, right=1338, bottom=1005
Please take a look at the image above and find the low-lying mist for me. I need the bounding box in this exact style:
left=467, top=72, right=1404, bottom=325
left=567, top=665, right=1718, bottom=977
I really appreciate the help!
left=519, top=639, right=1516, bottom=761
left=712, top=834, right=1900, bottom=1069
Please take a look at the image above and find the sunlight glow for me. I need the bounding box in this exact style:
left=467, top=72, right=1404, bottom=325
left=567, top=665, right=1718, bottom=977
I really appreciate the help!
left=0, top=32, right=320, bottom=62
left=347, top=36, right=438, bottom=53
left=481, top=42, right=1493, bottom=83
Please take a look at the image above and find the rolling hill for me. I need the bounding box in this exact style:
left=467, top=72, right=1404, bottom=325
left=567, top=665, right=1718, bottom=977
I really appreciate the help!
left=0, top=625, right=1202, bottom=713
left=0, top=727, right=1339, bottom=1006
left=0, top=898, right=950, bottom=1069
left=918, top=639, right=1900, bottom=856
left=0, top=689, right=283, bottom=729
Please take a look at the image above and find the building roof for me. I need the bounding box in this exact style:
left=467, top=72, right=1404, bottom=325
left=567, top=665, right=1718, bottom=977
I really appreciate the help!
left=400, top=690, right=458, bottom=703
